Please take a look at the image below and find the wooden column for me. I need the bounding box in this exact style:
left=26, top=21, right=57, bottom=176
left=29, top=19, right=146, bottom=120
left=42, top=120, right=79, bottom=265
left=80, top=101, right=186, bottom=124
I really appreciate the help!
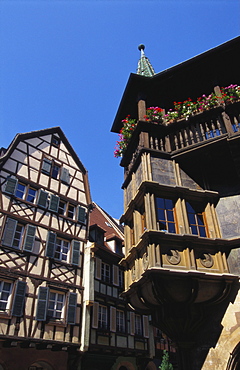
left=138, top=98, right=146, bottom=121
left=214, top=85, right=234, bottom=135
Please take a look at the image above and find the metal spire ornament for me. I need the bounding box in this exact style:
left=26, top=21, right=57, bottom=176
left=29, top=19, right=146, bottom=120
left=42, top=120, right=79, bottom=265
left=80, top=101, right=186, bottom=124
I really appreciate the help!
left=136, top=44, right=155, bottom=77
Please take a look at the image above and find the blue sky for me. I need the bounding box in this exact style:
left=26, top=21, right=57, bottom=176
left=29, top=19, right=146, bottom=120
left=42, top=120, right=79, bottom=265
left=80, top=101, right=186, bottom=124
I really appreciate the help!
left=0, top=0, right=239, bottom=219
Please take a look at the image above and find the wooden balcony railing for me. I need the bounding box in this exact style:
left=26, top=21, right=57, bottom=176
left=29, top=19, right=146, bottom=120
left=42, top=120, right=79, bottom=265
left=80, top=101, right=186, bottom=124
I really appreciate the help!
left=121, top=101, right=240, bottom=175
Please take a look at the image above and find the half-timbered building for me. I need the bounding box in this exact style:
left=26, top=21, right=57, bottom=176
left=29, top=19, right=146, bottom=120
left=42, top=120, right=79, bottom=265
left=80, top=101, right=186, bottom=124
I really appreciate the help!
left=0, top=127, right=91, bottom=370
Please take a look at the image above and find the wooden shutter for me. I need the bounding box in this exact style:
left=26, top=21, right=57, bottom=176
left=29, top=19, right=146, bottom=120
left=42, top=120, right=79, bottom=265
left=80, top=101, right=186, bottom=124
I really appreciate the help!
left=4, top=177, right=17, bottom=195
left=143, top=315, right=150, bottom=338
left=67, top=292, right=77, bottom=325
left=130, top=312, right=135, bottom=335
left=12, top=281, right=27, bottom=317
left=45, top=231, right=56, bottom=258
left=112, top=265, right=119, bottom=286
left=77, top=206, right=86, bottom=224
left=60, top=168, right=70, bottom=184
left=92, top=301, right=99, bottom=329
left=36, top=286, right=49, bottom=321
left=110, top=306, right=116, bottom=332
left=37, top=190, right=48, bottom=208
left=95, top=257, right=101, bottom=280
left=2, top=218, right=18, bottom=247
left=23, top=224, right=36, bottom=252
left=49, top=194, right=59, bottom=212
left=42, top=158, right=52, bottom=174
left=71, top=240, right=80, bottom=266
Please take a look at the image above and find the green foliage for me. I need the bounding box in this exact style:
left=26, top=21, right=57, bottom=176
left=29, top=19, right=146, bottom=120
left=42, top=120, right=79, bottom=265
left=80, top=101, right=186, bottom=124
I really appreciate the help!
left=159, top=350, right=174, bottom=370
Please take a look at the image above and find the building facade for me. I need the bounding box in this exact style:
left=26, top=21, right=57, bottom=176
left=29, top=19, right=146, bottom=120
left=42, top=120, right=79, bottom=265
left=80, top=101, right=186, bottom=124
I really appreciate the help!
left=111, top=37, right=240, bottom=369
left=0, top=127, right=91, bottom=370
left=81, top=202, right=176, bottom=370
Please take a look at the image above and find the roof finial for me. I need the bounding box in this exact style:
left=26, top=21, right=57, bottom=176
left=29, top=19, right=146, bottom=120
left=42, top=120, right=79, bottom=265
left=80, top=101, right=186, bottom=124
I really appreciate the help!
left=136, top=44, right=155, bottom=77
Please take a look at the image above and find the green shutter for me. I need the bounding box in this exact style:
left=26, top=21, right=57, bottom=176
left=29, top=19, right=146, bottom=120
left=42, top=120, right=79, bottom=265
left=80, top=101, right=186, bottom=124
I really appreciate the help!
left=67, top=292, right=77, bottom=325
left=42, top=158, right=52, bottom=174
left=49, top=194, right=59, bottom=212
left=4, top=177, right=18, bottom=195
left=45, top=231, right=56, bottom=258
left=12, top=281, right=26, bottom=317
left=2, top=218, right=18, bottom=247
left=23, top=225, right=36, bottom=252
left=71, top=240, right=80, bottom=266
left=77, top=206, right=86, bottom=224
left=36, top=286, right=49, bottom=321
left=60, top=168, right=70, bottom=184
left=37, top=190, right=48, bottom=208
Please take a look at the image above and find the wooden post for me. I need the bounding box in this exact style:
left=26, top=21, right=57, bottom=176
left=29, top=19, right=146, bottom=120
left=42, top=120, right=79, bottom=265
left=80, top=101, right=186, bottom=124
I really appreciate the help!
left=138, top=98, right=146, bottom=121
left=214, top=85, right=234, bottom=134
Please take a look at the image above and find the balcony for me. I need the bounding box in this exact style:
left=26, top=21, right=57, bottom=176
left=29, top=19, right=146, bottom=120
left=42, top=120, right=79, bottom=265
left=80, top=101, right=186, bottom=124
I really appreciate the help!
left=121, top=101, right=240, bottom=175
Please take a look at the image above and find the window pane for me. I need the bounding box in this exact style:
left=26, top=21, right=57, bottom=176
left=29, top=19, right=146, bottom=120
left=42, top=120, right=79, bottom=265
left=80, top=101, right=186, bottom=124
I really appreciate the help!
left=165, top=199, right=174, bottom=209
left=52, top=165, right=60, bottom=179
left=26, top=188, right=36, bottom=203
left=157, top=209, right=165, bottom=221
left=168, top=223, right=176, bottom=233
left=191, top=225, right=198, bottom=235
left=15, top=183, right=25, bottom=199
left=156, top=198, right=165, bottom=208
left=167, top=210, right=174, bottom=222
left=199, top=227, right=206, bottom=237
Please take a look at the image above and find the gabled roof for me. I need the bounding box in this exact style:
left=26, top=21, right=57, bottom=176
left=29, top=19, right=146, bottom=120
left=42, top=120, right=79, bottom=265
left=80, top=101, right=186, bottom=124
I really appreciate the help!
left=111, top=36, right=240, bottom=133
left=90, top=202, right=124, bottom=241
left=0, top=126, right=87, bottom=175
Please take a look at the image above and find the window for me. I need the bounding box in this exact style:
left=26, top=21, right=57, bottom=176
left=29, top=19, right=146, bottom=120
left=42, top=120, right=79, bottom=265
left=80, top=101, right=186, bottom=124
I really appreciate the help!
left=67, top=204, right=75, bottom=219
left=98, top=305, right=108, bottom=329
left=15, top=182, right=37, bottom=204
left=51, top=135, right=61, bottom=147
left=116, top=310, right=125, bottom=332
left=2, top=218, right=36, bottom=252
left=156, top=198, right=176, bottom=233
left=41, top=157, right=67, bottom=181
left=26, top=187, right=37, bottom=203
left=101, top=262, right=110, bottom=282
left=36, top=287, right=77, bottom=324
left=0, top=281, right=12, bottom=311
left=12, top=224, right=24, bottom=249
left=119, top=269, right=124, bottom=288
left=58, top=200, right=66, bottom=215
left=0, top=280, right=26, bottom=317
left=54, top=238, right=69, bottom=262
left=186, top=202, right=207, bottom=237
left=15, top=183, right=26, bottom=199
left=45, top=231, right=80, bottom=265
left=52, top=164, right=61, bottom=179
left=47, top=291, right=65, bottom=319
left=135, top=314, right=142, bottom=335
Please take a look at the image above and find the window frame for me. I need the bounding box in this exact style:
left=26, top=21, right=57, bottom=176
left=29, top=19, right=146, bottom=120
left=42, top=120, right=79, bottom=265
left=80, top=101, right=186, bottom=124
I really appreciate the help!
left=54, top=237, right=70, bottom=262
left=101, top=262, right=111, bottom=283
left=98, top=304, right=108, bottom=329
left=186, top=201, right=208, bottom=237
left=116, top=309, right=125, bottom=333
left=47, top=290, right=65, bottom=321
left=135, top=314, right=142, bottom=336
left=0, top=280, right=13, bottom=313
left=156, top=197, right=177, bottom=233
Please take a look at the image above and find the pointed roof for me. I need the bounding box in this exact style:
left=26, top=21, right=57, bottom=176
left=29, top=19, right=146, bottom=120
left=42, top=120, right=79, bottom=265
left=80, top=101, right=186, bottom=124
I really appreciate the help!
left=136, top=44, right=155, bottom=77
